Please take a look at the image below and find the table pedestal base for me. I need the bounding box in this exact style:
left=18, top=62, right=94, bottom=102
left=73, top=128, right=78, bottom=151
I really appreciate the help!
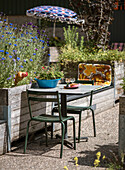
left=76, top=137, right=88, bottom=142
left=55, top=134, right=73, bottom=148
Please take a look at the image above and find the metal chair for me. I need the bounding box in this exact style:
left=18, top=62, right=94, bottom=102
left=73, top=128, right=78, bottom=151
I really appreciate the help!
left=52, top=80, right=95, bottom=143
left=24, top=90, right=76, bottom=158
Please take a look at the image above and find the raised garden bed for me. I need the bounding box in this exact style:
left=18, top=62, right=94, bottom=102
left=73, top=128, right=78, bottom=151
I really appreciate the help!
left=0, top=85, right=52, bottom=146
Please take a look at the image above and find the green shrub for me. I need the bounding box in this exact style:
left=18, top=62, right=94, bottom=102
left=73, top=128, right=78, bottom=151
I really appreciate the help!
left=59, top=26, right=125, bottom=68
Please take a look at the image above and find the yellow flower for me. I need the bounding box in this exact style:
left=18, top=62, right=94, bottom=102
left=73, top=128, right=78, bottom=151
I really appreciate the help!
left=74, top=157, right=78, bottom=161
left=94, top=159, right=100, bottom=167
left=64, top=166, right=68, bottom=170
left=96, top=152, right=101, bottom=160
left=54, top=37, right=58, bottom=40
left=74, top=157, right=78, bottom=165
left=102, top=155, right=106, bottom=160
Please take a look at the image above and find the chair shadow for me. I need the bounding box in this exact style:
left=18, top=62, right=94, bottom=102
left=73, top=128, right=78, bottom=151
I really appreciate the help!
left=10, top=132, right=73, bottom=159
left=70, top=143, right=119, bottom=168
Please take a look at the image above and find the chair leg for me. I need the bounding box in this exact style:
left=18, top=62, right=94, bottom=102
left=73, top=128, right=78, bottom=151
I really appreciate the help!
left=45, top=122, right=48, bottom=146
left=51, top=111, right=54, bottom=139
left=78, top=112, right=82, bottom=143
left=73, top=118, right=76, bottom=150
left=51, top=123, right=53, bottom=139
left=60, top=122, right=65, bottom=158
left=24, top=120, right=31, bottom=154
left=90, top=108, right=96, bottom=137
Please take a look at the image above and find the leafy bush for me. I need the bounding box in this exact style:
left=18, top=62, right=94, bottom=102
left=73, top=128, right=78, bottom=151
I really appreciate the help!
left=0, top=19, right=50, bottom=88
left=63, top=26, right=84, bottom=50
left=59, top=26, right=125, bottom=67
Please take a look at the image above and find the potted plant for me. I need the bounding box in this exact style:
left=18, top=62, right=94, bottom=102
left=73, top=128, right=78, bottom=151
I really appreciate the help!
left=35, top=64, right=64, bottom=88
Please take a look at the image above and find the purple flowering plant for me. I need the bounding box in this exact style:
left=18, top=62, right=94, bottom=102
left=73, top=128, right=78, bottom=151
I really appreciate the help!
left=0, top=17, right=50, bottom=88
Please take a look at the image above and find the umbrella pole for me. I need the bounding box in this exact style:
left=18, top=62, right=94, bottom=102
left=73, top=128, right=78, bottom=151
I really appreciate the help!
left=38, top=19, right=41, bottom=27
left=53, top=22, right=56, bottom=37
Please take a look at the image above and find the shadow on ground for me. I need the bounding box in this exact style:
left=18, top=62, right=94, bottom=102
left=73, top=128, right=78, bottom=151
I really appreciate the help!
left=72, top=143, right=119, bottom=168
left=10, top=131, right=75, bottom=159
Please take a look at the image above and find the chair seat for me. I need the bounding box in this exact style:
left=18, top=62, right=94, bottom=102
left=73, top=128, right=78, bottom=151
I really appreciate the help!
left=52, top=105, right=91, bottom=114
left=67, top=105, right=91, bottom=111
left=32, top=114, right=74, bottom=122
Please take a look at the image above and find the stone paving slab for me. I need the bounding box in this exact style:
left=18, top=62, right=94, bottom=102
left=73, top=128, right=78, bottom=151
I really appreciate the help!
left=0, top=103, right=119, bottom=170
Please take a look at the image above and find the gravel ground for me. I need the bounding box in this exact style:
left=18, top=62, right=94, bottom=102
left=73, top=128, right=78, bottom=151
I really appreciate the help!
left=0, top=103, right=119, bottom=170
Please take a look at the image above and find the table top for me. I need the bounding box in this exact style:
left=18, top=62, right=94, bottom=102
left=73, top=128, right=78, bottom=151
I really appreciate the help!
left=28, top=84, right=102, bottom=95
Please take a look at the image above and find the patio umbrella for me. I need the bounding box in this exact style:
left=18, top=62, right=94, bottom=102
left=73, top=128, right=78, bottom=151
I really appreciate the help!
left=26, top=6, right=84, bottom=37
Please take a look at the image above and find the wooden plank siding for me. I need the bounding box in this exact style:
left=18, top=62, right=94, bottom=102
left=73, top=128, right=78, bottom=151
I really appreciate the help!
left=0, top=0, right=71, bottom=15
left=109, top=11, right=125, bottom=43
left=0, top=1, right=125, bottom=43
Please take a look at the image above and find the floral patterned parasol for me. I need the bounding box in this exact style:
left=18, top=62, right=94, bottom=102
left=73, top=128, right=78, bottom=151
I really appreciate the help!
left=26, top=6, right=84, bottom=25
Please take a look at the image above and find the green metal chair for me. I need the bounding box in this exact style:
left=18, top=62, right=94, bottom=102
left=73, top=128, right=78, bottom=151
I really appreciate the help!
left=52, top=80, right=95, bottom=143
left=24, top=90, right=76, bottom=158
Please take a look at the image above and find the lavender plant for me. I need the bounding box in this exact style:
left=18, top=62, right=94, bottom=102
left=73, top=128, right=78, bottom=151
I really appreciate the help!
left=0, top=18, right=50, bottom=88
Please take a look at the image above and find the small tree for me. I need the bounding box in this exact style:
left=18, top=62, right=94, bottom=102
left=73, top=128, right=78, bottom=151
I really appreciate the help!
left=69, top=0, right=116, bottom=48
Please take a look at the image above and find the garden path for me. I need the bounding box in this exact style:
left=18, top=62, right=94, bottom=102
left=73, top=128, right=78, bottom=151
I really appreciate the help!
left=0, top=103, right=119, bottom=170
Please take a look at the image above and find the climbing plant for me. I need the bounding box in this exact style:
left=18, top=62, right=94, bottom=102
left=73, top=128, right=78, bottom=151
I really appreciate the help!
left=69, top=0, right=117, bottom=48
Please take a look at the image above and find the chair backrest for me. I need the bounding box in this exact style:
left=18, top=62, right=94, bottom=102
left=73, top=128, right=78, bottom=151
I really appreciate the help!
left=74, top=79, right=94, bottom=106
left=78, top=63, right=112, bottom=86
left=75, top=79, right=94, bottom=85
left=27, top=90, right=62, bottom=120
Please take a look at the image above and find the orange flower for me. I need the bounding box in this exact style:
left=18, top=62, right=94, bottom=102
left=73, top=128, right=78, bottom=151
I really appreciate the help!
left=105, top=71, right=111, bottom=81
left=79, top=74, right=83, bottom=79
left=84, top=65, right=96, bottom=76
left=79, top=63, right=84, bottom=69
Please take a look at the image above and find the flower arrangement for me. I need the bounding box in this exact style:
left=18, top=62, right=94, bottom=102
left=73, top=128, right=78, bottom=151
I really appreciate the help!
left=36, top=64, right=64, bottom=80
left=0, top=17, right=50, bottom=88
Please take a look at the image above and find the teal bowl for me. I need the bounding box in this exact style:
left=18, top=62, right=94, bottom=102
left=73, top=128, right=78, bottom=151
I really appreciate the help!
left=35, top=78, right=61, bottom=88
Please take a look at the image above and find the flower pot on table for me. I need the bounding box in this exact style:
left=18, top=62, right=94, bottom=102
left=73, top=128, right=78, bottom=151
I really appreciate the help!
left=35, top=78, right=61, bottom=88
